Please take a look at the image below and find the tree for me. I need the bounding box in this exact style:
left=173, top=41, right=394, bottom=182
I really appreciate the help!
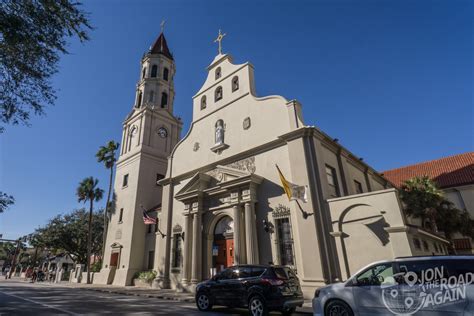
left=0, top=191, right=14, bottom=213
left=399, top=176, right=444, bottom=232
left=31, top=208, right=104, bottom=264
left=76, top=177, right=103, bottom=284
left=458, top=209, right=474, bottom=240
left=0, top=0, right=92, bottom=132
left=96, top=141, right=119, bottom=258
left=400, top=176, right=474, bottom=240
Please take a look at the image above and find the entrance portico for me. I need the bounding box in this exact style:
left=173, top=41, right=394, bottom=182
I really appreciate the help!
left=174, top=165, right=262, bottom=287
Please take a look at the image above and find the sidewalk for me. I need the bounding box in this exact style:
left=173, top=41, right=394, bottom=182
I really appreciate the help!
left=35, top=280, right=196, bottom=302
left=18, top=278, right=313, bottom=313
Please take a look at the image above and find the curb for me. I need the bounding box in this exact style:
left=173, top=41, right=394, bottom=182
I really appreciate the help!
left=85, top=287, right=195, bottom=303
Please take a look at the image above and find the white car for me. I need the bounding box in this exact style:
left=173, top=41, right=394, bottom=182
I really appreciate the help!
left=312, top=256, right=474, bottom=316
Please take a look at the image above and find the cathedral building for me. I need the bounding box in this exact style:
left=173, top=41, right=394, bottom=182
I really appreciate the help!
left=94, top=31, right=448, bottom=297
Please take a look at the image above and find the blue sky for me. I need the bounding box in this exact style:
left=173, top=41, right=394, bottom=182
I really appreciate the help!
left=1, top=0, right=472, bottom=240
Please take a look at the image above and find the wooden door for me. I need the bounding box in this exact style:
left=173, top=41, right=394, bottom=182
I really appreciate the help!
left=215, top=240, right=226, bottom=272
left=110, top=252, right=119, bottom=267
left=226, top=239, right=234, bottom=267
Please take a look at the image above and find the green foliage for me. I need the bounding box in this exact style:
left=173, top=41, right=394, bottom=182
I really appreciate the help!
left=400, top=176, right=444, bottom=232
left=77, top=177, right=104, bottom=204
left=0, top=242, right=16, bottom=260
left=31, top=208, right=104, bottom=264
left=0, top=191, right=14, bottom=213
left=136, top=270, right=157, bottom=283
left=96, top=141, right=119, bottom=170
left=91, top=259, right=102, bottom=272
left=0, top=0, right=92, bottom=132
left=400, top=176, right=474, bottom=239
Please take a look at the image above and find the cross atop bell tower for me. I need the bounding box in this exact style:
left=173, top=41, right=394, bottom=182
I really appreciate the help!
left=133, top=29, right=176, bottom=114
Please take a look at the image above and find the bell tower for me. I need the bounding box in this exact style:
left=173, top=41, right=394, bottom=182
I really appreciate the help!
left=135, top=31, right=176, bottom=114
left=96, top=30, right=182, bottom=286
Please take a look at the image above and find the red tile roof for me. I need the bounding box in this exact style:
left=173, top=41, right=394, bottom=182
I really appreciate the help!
left=383, top=152, right=474, bottom=189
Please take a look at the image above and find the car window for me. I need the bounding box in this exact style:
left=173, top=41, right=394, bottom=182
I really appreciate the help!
left=356, top=263, right=394, bottom=286
left=233, top=267, right=251, bottom=279
left=216, top=268, right=233, bottom=280
left=398, top=260, right=449, bottom=285
left=448, top=259, right=474, bottom=277
left=273, top=267, right=296, bottom=280
left=250, top=267, right=266, bottom=277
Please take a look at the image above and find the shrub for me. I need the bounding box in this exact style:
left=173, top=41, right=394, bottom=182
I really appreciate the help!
left=137, top=270, right=157, bottom=283
left=91, top=260, right=102, bottom=272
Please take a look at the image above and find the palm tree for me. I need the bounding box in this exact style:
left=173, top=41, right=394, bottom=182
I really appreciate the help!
left=96, top=141, right=119, bottom=258
left=76, top=177, right=104, bottom=284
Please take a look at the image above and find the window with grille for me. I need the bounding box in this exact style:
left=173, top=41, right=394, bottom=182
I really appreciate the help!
left=275, top=217, right=295, bottom=266
left=172, top=233, right=182, bottom=269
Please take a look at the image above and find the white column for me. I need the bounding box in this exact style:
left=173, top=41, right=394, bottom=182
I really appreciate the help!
left=233, top=205, right=242, bottom=265
left=245, top=202, right=259, bottom=264
left=191, top=212, right=202, bottom=284
left=182, top=213, right=193, bottom=285
left=240, top=209, right=247, bottom=264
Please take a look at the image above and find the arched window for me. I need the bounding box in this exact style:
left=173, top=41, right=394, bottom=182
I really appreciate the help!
left=232, top=76, right=239, bottom=92
left=215, top=86, right=223, bottom=102
left=142, top=67, right=147, bottom=79
left=136, top=91, right=142, bottom=108
left=200, top=95, right=207, bottom=110
left=151, top=65, right=158, bottom=78
left=161, top=92, right=168, bottom=108
left=148, top=90, right=154, bottom=102
left=163, top=67, right=169, bottom=81
left=215, top=67, right=221, bottom=80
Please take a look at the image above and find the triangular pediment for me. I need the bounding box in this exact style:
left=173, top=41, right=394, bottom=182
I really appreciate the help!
left=206, top=165, right=250, bottom=184
left=175, top=165, right=252, bottom=200
left=175, top=172, right=212, bottom=197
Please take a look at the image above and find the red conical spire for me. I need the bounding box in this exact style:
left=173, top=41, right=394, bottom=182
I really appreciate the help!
left=149, top=32, right=173, bottom=60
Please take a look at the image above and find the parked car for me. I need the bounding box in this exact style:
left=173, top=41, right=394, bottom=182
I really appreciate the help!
left=312, top=255, right=474, bottom=316
left=196, top=264, right=304, bottom=316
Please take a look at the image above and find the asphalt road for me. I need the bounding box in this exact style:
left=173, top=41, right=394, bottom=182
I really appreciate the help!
left=0, top=280, right=312, bottom=315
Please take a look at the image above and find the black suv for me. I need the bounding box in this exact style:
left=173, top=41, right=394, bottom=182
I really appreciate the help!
left=195, top=264, right=304, bottom=316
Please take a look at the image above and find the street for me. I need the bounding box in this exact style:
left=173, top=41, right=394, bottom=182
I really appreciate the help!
left=0, top=280, right=311, bottom=315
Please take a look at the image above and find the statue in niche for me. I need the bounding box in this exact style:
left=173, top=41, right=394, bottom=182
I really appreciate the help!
left=215, top=119, right=225, bottom=145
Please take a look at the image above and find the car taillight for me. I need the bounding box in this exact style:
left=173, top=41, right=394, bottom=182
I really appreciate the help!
left=261, top=278, right=285, bottom=286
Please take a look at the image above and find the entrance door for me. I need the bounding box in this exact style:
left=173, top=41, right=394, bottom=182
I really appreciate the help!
left=213, top=216, right=235, bottom=273
left=110, top=252, right=119, bottom=267
left=226, top=239, right=234, bottom=266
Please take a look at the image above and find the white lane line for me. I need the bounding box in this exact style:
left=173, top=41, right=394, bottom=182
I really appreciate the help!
left=0, top=290, right=80, bottom=315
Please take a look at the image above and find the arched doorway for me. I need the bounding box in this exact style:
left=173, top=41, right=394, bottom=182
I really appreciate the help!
left=212, top=216, right=234, bottom=273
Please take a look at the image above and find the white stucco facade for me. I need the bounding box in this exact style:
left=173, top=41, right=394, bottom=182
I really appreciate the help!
left=94, top=32, right=442, bottom=297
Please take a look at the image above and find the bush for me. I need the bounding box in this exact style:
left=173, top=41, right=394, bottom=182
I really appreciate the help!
left=136, top=270, right=157, bottom=283
left=91, top=260, right=102, bottom=272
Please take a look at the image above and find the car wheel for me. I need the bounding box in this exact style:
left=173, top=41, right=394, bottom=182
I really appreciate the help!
left=249, top=295, right=268, bottom=316
left=196, top=292, right=212, bottom=311
left=324, top=300, right=354, bottom=316
left=281, top=306, right=296, bottom=315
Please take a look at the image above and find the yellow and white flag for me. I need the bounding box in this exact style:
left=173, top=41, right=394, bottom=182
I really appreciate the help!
left=276, top=165, right=308, bottom=203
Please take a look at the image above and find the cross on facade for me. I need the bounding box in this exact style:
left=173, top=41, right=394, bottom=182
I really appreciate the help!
left=214, top=29, right=226, bottom=55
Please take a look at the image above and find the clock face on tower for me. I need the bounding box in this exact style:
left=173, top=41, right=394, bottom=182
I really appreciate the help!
left=157, top=127, right=168, bottom=138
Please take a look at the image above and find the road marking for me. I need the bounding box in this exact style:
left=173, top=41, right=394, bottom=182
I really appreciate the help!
left=0, top=290, right=80, bottom=315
